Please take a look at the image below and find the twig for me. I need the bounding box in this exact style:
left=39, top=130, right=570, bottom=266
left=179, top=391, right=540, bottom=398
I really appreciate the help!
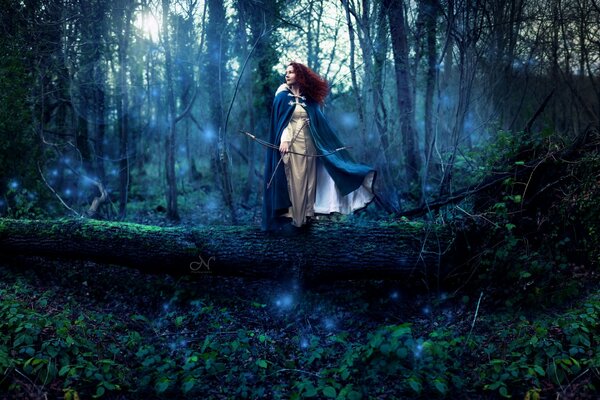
left=524, top=88, right=555, bottom=134
left=464, top=291, right=484, bottom=349
left=456, top=205, right=499, bottom=228
left=37, top=162, right=82, bottom=218
left=561, top=368, right=590, bottom=397
left=520, top=154, right=552, bottom=208
left=275, top=368, right=322, bottom=378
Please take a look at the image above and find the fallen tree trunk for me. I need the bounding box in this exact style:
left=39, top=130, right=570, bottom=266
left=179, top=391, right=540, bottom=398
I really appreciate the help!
left=0, top=218, right=458, bottom=283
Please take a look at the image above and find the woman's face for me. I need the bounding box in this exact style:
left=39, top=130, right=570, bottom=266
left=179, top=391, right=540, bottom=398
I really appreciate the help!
left=285, top=65, right=296, bottom=86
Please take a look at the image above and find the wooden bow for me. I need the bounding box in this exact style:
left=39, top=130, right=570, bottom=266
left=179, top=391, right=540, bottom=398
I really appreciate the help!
left=239, top=129, right=352, bottom=189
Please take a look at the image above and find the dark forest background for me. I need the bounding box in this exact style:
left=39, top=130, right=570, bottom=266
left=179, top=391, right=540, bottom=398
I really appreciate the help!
left=2, top=0, right=600, bottom=399
left=2, top=0, right=598, bottom=223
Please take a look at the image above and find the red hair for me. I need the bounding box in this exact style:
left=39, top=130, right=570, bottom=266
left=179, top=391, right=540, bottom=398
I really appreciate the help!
left=288, top=62, right=329, bottom=105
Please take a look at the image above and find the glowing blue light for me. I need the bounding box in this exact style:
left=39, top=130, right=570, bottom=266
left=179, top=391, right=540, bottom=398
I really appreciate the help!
left=163, top=303, right=170, bottom=311
left=463, top=112, right=475, bottom=131
left=204, top=128, right=216, bottom=142
left=422, top=306, right=431, bottom=315
left=440, top=95, right=452, bottom=107
left=205, top=199, right=217, bottom=211
left=414, top=342, right=424, bottom=358
left=0, top=200, right=5, bottom=207
left=322, top=318, right=336, bottom=331
left=390, top=291, right=399, bottom=300
left=64, top=189, right=72, bottom=197
left=300, top=338, right=309, bottom=349
left=9, top=181, right=19, bottom=189
left=52, top=169, right=59, bottom=176
left=275, top=293, right=293, bottom=309
left=340, top=113, right=358, bottom=129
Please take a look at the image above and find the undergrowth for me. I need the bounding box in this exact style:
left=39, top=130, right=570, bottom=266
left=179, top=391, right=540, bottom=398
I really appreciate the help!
left=1, top=256, right=600, bottom=399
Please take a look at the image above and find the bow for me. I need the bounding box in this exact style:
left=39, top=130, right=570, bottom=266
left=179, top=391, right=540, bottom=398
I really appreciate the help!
left=239, top=129, right=352, bottom=189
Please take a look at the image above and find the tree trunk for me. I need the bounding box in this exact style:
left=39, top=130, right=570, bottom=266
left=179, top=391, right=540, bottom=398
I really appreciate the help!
left=162, top=0, right=180, bottom=221
left=342, top=0, right=400, bottom=212
left=384, top=0, right=422, bottom=201
left=206, top=0, right=237, bottom=224
left=116, top=0, right=132, bottom=220
left=422, top=0, right=438, bottom=201
left=341, top=0, right=367, bottom=152
left=0, top=218, right=456, bottom=283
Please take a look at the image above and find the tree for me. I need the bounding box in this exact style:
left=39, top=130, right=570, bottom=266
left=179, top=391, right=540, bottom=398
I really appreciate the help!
left=419, top=0, right=439, bottom=201
left=205, top=0, right=238, bottom=224
left=235, top=0, right=281, bottom=208
left=162, top=0, right=180, bottom=221
left=383, top=0, right=422, bottom=202
left=115, top=0, right=134, bottom=219
left=341, top=0, right=399, bottom=212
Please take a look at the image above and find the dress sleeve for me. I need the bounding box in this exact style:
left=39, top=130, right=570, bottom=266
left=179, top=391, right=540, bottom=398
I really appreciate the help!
left=280, top=127, right=292, bottom=143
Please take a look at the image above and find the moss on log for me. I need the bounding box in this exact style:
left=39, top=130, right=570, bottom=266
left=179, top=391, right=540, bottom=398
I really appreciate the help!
left=0, top=217, right=457, bottom=282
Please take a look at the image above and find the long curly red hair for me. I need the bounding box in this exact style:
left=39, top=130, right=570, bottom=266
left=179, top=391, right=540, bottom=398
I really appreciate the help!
left=288, top=62, right=329, bottom=105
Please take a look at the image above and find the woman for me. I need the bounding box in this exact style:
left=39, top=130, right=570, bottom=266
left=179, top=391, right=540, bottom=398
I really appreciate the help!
left=261, top=62, right=376, bottom=232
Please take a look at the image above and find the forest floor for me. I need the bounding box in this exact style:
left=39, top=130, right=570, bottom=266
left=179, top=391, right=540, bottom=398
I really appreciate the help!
left=1, top=234, right=600, bottom=398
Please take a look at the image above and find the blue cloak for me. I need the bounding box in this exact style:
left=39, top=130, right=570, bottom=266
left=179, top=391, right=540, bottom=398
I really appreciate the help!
left=261, top=85, right=376, bottom=231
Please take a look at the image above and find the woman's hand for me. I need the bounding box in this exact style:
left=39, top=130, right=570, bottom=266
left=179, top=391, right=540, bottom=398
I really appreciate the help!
left=279, top=141, right=290, bottom=155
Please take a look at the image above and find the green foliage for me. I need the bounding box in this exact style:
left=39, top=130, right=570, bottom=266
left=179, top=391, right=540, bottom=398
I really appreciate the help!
left=457, top=127, right=600, bottom=307
left=0, top=36, right=50, bottom=218
left=4, top=186, right=47, bottom=218
left=3, top=266, right=600, bottom=398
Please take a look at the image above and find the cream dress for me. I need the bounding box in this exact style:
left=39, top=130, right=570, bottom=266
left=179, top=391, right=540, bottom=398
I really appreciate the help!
left=281, top=103, right=316, bottom=227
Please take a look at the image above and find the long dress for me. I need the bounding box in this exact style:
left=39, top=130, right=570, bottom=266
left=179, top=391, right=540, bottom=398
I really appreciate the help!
left=281, top=103, right=316, bottom=227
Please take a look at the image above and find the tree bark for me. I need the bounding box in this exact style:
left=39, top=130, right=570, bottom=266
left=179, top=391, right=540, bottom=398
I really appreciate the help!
left=116, top=0, right=132, bottom=220
left=383, top=0, right=422, bottom=201
left=162, top=0, right=180, bottom=221
left=206, top=0, right=238, bottom=224
left=422, top=0, right=438, bottom=201
left=0, top=218, right=457, bottom=283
